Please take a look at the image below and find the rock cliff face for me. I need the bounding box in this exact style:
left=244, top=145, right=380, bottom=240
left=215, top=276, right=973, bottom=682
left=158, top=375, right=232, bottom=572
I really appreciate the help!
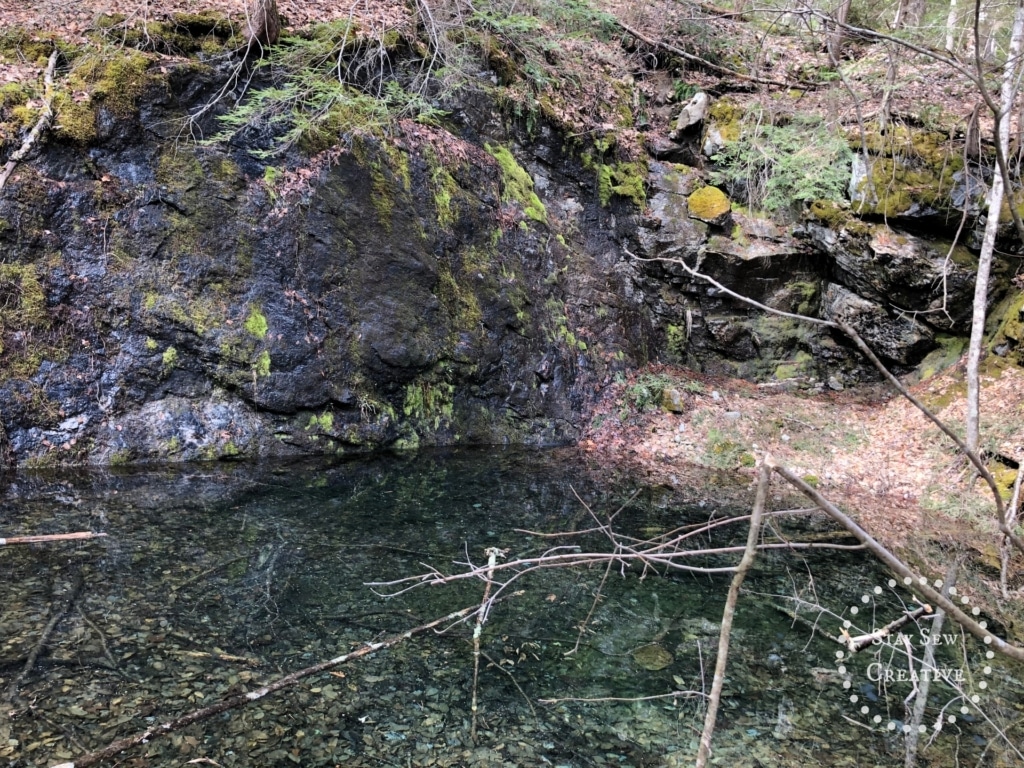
left=0, top=62, right=658, bottom=465
left=0, top=56, right=992, bottom=467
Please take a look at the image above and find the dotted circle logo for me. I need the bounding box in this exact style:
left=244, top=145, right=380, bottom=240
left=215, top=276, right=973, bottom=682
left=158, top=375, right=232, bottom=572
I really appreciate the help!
left=834, top=577, right=999, bottom=732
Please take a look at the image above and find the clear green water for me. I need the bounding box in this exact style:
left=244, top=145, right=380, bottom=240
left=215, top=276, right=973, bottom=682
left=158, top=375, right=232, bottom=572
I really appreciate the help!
left=0, top=448, right=1017, bottom=767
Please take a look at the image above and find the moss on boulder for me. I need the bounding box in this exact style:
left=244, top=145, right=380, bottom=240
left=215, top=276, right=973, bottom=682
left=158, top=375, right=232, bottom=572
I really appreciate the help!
left=688, top=185, right=731, bottom=223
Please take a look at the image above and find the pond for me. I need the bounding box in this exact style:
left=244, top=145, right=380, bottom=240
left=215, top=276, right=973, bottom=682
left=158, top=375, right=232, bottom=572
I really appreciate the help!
left=0, top=448, right=1016, bottom=767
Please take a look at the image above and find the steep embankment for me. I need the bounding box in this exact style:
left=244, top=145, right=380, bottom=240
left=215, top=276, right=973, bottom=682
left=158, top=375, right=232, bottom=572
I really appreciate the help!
left=0, top=0, right=1019, bottom=480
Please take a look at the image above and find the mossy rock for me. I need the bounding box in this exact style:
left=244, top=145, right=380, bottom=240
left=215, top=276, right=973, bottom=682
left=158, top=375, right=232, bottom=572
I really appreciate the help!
left=688, top=185, right=730, bottom=223
left=632, top=644, right=673, bottom=671
left=987, top=291, right=1024, bottom=365
left=707, top=98, right=742, bottom=143
left=54, top=49, right=152, bottom=143
left=912, top=334, right=967, bottom=383
left=806, top=200, right=871, bottom=237
left=775, top=350, right=814, bottom=380
left=848, top=126, right=966, bottom=219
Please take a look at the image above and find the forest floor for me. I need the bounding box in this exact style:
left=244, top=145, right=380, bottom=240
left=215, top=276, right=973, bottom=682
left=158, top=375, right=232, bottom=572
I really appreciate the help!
left=579, top=359, right=1024, bottom=602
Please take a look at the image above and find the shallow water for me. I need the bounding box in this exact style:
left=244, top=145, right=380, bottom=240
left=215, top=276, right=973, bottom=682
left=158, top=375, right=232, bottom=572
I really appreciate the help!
left=0, top=448, right=1016, bottom=767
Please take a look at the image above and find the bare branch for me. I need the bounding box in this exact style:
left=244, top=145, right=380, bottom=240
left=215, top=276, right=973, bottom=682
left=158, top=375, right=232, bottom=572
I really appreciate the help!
left=769, top=459, right=1024, bottom=662
left=696, top=463, right=770, bottom=767
left=0, top=49, right=59, bottom=196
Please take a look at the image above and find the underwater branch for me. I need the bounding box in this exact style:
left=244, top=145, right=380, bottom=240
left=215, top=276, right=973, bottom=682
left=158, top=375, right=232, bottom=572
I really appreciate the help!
left=48, top=604, right=479, bottom=768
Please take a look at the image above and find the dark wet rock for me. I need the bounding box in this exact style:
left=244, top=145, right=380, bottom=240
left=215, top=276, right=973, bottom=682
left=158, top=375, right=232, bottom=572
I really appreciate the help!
left=0, top=63, right=657, bottom=466
left=804, top=221, right=976, bottom=332
left=821, top=283, right=934, bottom=365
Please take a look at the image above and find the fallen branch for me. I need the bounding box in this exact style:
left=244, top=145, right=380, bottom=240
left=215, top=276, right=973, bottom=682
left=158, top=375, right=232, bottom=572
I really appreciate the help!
left=696, top=462, right=769, bottom=768
left=49, top=603, right=477, bottom=768
left=4, top=570, right=84, bottom=704
left=471, top=546, right=503, bottom=741
left=839, top=605, right=932, bottom=653
left=617, top=20, right=809, bottom=89
left=0, top=532, right=107, bottom=546
left=769, top=459, right=1024, bottom=662
left=170, top=649, right=263, bottom=667
left=0, top=49, right=59, bottom=196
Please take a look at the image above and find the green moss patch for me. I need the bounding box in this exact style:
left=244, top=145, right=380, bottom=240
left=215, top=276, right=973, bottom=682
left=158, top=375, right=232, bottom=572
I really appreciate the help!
left=707, top=98, right=743, bottom=143
left=244, top=307, right=269, bottom=339
left=850, top=126, right=964, bottom=218
left=688, top=185, right=730, bottom=222
left=54, top=49, right=152, bottom=144
left=486, top=143, right=547, bottom=223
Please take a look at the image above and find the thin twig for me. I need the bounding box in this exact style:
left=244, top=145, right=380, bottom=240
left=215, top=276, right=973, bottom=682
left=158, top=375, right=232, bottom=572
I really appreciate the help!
left=539, top=690, right=703, bottom=704
left=0, top=532, right=107, bottom=546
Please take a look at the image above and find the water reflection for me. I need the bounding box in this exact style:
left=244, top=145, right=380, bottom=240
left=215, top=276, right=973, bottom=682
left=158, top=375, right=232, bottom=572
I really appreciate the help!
left=0, top=448, right=1011, bottom=767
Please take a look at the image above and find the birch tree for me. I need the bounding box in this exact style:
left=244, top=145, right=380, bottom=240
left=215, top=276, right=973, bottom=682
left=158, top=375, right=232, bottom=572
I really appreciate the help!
left=966, top=0, right=1024, bottom=454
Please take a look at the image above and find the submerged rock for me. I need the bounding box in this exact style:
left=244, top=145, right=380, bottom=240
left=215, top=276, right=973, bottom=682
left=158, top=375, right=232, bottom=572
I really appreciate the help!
left=632, top=643, right=674, bottom=671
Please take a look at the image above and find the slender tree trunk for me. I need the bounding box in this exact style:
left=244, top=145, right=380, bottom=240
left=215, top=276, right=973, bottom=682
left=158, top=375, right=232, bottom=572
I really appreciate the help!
left=946, top=0, right=960, bottom=52
left=966, top=0, right=1024, bottom=454
left=878, top=50, right=898, bottom=132
left=828, top=0, right=852, bottom=61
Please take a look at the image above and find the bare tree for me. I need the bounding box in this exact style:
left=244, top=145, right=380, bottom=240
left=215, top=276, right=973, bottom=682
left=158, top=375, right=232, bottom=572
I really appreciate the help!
left=946, top=0, right=962, bottom=53
left=966, top=0, right=1024, bottom=454
left=828, top=0, right=852, bottom=60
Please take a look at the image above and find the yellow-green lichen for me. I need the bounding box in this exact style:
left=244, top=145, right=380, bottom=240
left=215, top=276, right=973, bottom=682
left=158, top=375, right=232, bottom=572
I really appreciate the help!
left=595, top=161, right=646, bottom=207
left=244, top=307, right=269, bottom=339
left=775, top=350, right=814, bottom=379
left=253, top=349, right=271, bottom=377
left=161, top=345, right=178, bottom=371
left=431, top=165, right=461, bottom=230
left=688, top=185, right=731, bottom=221
left=485, top=143, right=547, bottom=223
left=707, top=99, right=743, bottom=143
left=307, top=411, right=334, bottom=431
left=403, top=380, right=455, bottom=430
left=850, top=126, right=964, bottom=218
left=807, top=199, right=871, bottom=236
left=0, top=263, right=47, bottom=329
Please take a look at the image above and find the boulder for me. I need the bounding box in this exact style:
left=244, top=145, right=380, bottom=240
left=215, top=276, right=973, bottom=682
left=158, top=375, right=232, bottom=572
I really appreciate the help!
left=821, top=283, right=934, bottom=365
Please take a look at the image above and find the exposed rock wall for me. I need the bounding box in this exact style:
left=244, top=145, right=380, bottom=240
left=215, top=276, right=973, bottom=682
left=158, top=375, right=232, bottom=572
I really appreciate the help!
left=0, top=58, right=995, bottom=467
left=0, top=62, right=657, bottom=466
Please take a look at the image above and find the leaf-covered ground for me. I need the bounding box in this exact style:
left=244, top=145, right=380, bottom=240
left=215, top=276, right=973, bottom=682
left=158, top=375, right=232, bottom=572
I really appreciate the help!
left=580, top=361, right=1024, bottom=617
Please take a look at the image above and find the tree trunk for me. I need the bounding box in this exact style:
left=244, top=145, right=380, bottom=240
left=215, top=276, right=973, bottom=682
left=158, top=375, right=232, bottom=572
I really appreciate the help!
left=828, top=0, right=852, bottom=61
left=966, top=0, right=1024, bottom=454
left=946, top=0, right=960, bottom=52
left=894, top=0, right=926, bottom=29
left=245, top=0, right=280, bottom=55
